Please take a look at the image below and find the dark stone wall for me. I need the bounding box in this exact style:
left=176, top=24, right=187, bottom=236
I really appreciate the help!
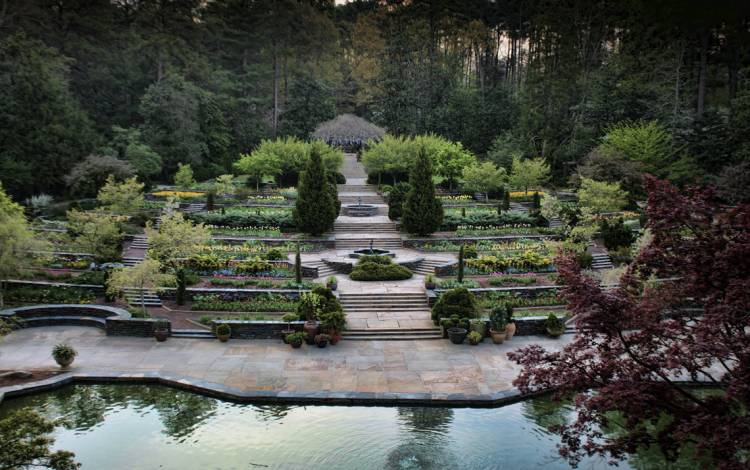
left=438, top=315, right=565, bottom=336
left=105, top=318, right=172, bottom=337
left=160, top=288, right=308, bottom=302
left=0, top=304, right=128, bottom=320
left=212, top=320, right=306, bottom=340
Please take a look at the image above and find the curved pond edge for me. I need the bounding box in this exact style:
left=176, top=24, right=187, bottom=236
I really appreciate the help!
left=0, top=371, right=548, bottom=408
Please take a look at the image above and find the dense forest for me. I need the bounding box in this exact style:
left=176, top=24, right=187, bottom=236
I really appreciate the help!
left=1, top=0, right=749, bottom=200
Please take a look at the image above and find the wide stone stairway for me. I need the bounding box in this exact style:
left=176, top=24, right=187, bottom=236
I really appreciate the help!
left=340, top=292, right=441, bottom=340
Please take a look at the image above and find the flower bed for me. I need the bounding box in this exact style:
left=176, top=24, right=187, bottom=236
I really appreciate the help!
left=191, top=294, right=297, bottom=312
left=181, top=254, right=296, bottom=278
left=244, top=195, right=289, bottom=206
left=462, top=251, right=555, bottom=275
left=442, top=211, right=535, bottom=231
left=476, top=290, right=563, bottom=310
left=207, top=225, right=283, bottom=237
left=195, top=241, right=314, bottom=259
left=207, top=277, right=318, bottom=289
left=188, top=207, right=294, bottom=229
left=455, top=225, right=560, bottom=237
left=435, top=279, right=480, bottom=289
left=5, top=285, right=97, bottom=304
left=438, top=195, right=475, bottom=204
left=150, top=190, right=204, bottom=199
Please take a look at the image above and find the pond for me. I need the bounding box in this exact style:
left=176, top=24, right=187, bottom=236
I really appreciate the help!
left=0, top=384, right=636, bottom=469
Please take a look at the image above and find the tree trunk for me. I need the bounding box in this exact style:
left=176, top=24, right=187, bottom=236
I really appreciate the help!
left=0, top=280, right=4, bottom=309
left=272, top=44, right=280, bottom=137
left=696, top=30, right=709, bottom=119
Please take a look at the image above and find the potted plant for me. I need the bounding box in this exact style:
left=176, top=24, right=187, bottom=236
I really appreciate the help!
left=286, top=331, right=306, bottom=349
left=447, top=326, right=468, bottom=344
left=215, top=323, right=231, bottom=342
left=52, top=343, right=77, bottom=368
left=504, top=304, right=516, bottom=340
left=546, top=313, right=565, bottom=338
left=314, top=333, right=331, bottom=348
left=424, top=275, right=436, bottom=290
left=318, top=309, right=346, bottom=345
left=489, top=307, right=508, bottom=344
left=153, top=319, right=169, bottom=342
left=326, top=276, right=338, bottom=291
left=469, top=319, right=486, bottom=338
left=467, top=331, right=483, bottom=345
left=440, top=318, right=453, bottom=338
left=280, top=313, right=298, bottom=343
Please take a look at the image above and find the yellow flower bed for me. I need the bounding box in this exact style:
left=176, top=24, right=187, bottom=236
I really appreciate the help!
left=509, top=191, right=546, bottom=198
left=151, top=190, right=204, bottom=198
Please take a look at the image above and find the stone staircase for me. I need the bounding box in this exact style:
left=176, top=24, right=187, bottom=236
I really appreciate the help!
left=334, top=221, right=399, bottom=233
left=337, top=184, right=378, bottom=192
left=130, top=235, right=149, bottom=250
left=303, top=259, right=337, bottom=278
left=338, top=195, right=384, bottom=204
left=339, top=292, right=441, bottom=340
left=171, top=329, right=214, bottom=339
left=122, top=256, right=143, bottom=267
left=335, top=238, right=403, bottom=250
left=413, top=258, right=451, bottom=276
left=591, top=252, right=614, bottom=270
left=122, top=287, right=162, bottom=307
left=183, top=203, right=205, bottom=214
left=548, top=217, right=564, bottom=229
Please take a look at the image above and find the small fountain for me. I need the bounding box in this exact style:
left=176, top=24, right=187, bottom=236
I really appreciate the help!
left=343, top=196, right=378, bottom=217
left=348, top=239, right=395, bottom=259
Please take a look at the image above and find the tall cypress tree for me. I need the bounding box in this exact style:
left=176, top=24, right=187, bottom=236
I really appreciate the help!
left=401, top=148, right=443, bottom=236
left=294, top=148, right=337, bottom=236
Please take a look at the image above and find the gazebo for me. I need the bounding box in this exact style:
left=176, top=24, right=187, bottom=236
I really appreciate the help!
left=311, top=114, right=385, bottom=151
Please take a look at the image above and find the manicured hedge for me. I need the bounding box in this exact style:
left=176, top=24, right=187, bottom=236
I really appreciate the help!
left=349, top=255, right=413, bottom=281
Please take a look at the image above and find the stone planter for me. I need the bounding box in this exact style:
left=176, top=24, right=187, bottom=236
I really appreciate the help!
left=447, top=327, right=467, bottom=345
left=217, top=333, right=230, bottom=343
left=54, top=356, right=75, bottom=368
left=547, top=327, right=564, bottom=338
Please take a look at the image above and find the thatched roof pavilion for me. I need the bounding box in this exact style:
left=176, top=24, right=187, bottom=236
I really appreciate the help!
left=312, top=114, right=385, bottom=150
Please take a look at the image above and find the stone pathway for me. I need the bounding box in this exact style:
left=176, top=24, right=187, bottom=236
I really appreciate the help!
left=0, top=326, right=570, bottom=402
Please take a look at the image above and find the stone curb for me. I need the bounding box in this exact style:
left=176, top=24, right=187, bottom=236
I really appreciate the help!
left=0, top=370, right=546, bottom=408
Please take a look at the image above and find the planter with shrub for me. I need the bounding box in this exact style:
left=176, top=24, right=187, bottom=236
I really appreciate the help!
left=489, top=306, right=507, bottom=344
left=431, top=287, right=478, bottom=325
left=448, top=327, right=468, bottom=344
left=52, top=343, right=77, bottom=368
left=286, top=331, right=306, bottom=348
left=153, top=319, right=169, bottom=342
left=215, top=323, right=231, bottom=342
left=546, top=313, right=565, bottom=338
left=314, top=333, right=330, bottom=348
left=467, top=331, right=483, bottom=345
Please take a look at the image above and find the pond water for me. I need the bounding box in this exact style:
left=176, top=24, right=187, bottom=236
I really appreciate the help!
left=0, top=384, right=634, bottom=469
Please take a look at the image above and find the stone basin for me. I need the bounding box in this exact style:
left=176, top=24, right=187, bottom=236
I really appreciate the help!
left=348, top=248, right=395, bottom=259
left=342, top=204, right=378, bottom=217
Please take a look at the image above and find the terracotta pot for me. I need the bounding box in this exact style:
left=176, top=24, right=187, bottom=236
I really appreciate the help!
left=303, top=321, right=318, bottom=345
left=154, top=330, right=169, bottom=342
left=217, top=334, right=230, bottom=343
left=328, top=330, right=342, bottom=345
left=55, top=357, right=74, bottom=368
left=447, top=327, right=468, bottom=345
left=280, top=329, right=295, bottom=343
left=490, top=329, right=507, bottom=344
left=505, top=322, right=516, bottom=340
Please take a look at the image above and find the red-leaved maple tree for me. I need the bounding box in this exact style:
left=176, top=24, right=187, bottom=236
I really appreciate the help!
left=508, top=176, right=750, bottom=469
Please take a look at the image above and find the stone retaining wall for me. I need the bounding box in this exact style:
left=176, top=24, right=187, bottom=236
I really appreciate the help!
left=439, top=315, right=565, bottom=337
left=106, top=318, right=172, bottom=337
left=211, top=320, right=306, bottom=340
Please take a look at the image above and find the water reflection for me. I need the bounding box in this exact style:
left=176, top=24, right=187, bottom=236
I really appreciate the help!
left=386, top=407, right=458, bottom=469
left=0, top=384, right=630, bottom=469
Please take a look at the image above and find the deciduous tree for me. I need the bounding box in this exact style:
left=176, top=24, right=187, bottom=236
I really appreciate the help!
left=509, top=177, right=750, bottom=468
left=509, top=156, right=550, bottom=195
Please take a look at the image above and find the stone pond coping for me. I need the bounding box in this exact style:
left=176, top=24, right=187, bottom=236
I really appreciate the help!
left=0, top=371, right=547, bottom=408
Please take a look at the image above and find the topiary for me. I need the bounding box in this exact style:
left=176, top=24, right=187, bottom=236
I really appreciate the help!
left=431, top=287, right=478, bottom=324
left=264, top=248, right=284, bottom=260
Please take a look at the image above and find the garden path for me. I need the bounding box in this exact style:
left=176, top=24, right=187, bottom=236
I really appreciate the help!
left=0, top=326, right=570, bottom=403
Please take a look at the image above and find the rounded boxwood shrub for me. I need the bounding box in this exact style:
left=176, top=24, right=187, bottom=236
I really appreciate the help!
left=349, top=256, right=413, bottom=281
left=431, top=287, right=478, bottom=324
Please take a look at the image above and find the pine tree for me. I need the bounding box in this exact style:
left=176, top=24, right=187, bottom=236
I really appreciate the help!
left=176, top=268, right=186, bottom=305
left=401, top=149, right=443, bottom=236
left=457, top=244, right=465, bottom=283
left=294, top=148, right=337, bottom=236
left=206, top=191, right=215, bottom=211
left=503, top=190, right=510, bottom=210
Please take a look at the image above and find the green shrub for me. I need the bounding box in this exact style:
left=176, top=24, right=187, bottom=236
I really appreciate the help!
left=431, top=287, right=478, bottom=324
left=387, top=182, right=411, bottom=220
left=463, top=245, right=478, bottom=259
left=576, top=251, right=593, bottom=269
left=349, top=257, right=412, bottom=281
left=546, top=313, right=565, bottom=332
left=489, top=306, right=507, bottom=331
left=599, top=218, right=635, bottom=250
left=264, top=248, right=284, bottom=260
left=293, top=148, right=337, bottom=236
left=401, top=149, right=443, bottom=236
left=215, top=323, right=231, bottom=336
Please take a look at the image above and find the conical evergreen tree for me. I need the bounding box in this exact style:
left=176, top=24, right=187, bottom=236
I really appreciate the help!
left=294, top=148, right=337, bottom=236
left=401, top=148, right=443, bottom=236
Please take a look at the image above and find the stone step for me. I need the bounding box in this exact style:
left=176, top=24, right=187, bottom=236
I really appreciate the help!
left=122, top=257, right=143, bottom=267
left=342, top=328, right=442, bottom=341
left=339, top=294, right=426, bottom=299
left=170, top=330, right=214, bottom=339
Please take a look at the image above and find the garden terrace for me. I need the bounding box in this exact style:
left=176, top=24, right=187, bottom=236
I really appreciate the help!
left=4, top=280, right=102, bottom=305
left=0, top=304, right=130, bottom=329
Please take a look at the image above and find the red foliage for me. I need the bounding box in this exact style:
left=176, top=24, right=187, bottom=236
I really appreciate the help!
left=508, top=176, right=750, bottom=468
